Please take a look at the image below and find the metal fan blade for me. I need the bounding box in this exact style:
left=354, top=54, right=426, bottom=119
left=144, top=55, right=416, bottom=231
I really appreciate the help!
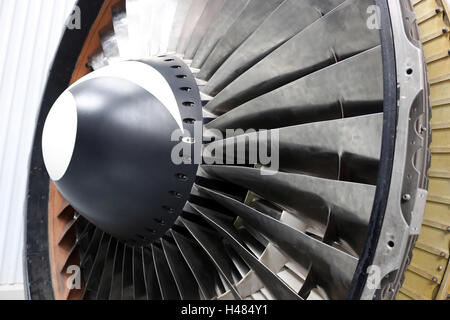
left=171, top=229, right=224, bottom=300
left=83, top=233, right=111, bottom=299
left=202, top=165, right=376, bottom=254
left=204, top=113, right=383, bottom=184
left=191, top=0, right=249, bottom=68
left=142, top=248, right=162, bottom=300
left=133, top=247, right=147, bottom=300
left=112, top=7, right=131, bottom=59
left=109, top=242, right=125, bottom=300
left=100, top=30, right=120, bottom=63
left=168, top=0, right=193, bottom=53
left=80, top=228, right=102, bottom=268
left=194, top=186, right=359, bottom=299
left=96, top=238, right=118, bottom=300
left=188, top=203, right=302, bottom=300
left=122, top=245, right=134, bottom=300
left=160, top=238, right=201, bottom=300
left=196, top=0, right=285, bottom=81
left=180, top=217, right=242, bottom=299
left=202, top=0, right=346, bottom=95
left=205, top=0, right=380, bottom=115
left=184, top=0, right=227, bottom=60
left=207, top=46, right=383, bottom=131
left=176, top=0, right=210, bottom=55
left=151, top=244, right=181, bottom=300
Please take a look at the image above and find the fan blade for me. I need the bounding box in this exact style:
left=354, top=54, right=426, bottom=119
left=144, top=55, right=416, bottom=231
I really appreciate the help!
left=96, top=238, right=118, bottom=300
left=188, top=203, right=302, bottom=300
left=151, top=244, right=181, bottom=300
left=142, top=248, right=162, bottom=300
left=168, top=0, right=194, bottom=53
left=205, top=0, right=380, bottom=115
left=197, top=0, right=285, bottom=80
left=109, top=242, right=125, bottom=300
left=83, top=233, right=111, bottom=298
left=176, top=0, right=210, bottom=55
left=195, top=186, right=359, bottom=300
left=122, top=245, right=134, bottom=300
left=181, top=218, right=242, bottom=299
left=184, top=0, right=227, bottom=59
left=207, top=46, right=383, bottom=131
left=112, top=7, right=131, bottom=58
left=80, top=228, right=102, bottom=267
left=171, top=229, right=224, bottom=300
left=202, top=165, right=376, bottom=254
left=161, top=238, right=201, bottom=300
left=191, top=0, right=250, bottom=68
left=204, top=113, right=383, bottom=184
left=203, top=0, right=346, bottom=95
left=133, top=247, right=147, bottom=300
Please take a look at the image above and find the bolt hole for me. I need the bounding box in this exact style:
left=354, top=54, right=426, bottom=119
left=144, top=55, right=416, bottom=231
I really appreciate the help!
left=154, top=218, right=166, bottom=226
left=171, top=65, right=181, bottom=69
left=388, top=241, right=395, bottom=248
left=176, top=74, right=187, bottom=79
left=183, top=118, right=195, bottom=125
left=180, top=87, right=192, bottom=92
left=406, top=68, right=413, bottom=75
left=169, top=191, right=183, bottom=199
left=183, top=101, right=195, bottom=107
left=164, top=58, right=174, bottom=62
left=176, top=173, right=188, bottom=181
left=162, top=206, right=175, bottom=214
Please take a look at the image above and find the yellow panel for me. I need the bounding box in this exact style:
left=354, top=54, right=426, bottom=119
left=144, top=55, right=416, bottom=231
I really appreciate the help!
left=419, top=13, right=446, bottom=38
left=402, top=270, right=440, bottom=299
left=417, top=225, right=450, bottom=257
left=423, top=35, right=450, bottom=57
left=414, top=0, right=440, bottom=15
left=397, top=292, right=414, bottom=300
left=431, top=105, right=450, bottom=128
left=430, top=79, right=450, bottom=100
left=424, top=201, right=450, bottom=226
left=410, top=247, right=448, bottom=281
left=432, top=132, right=450, bottom=150
left=428, top=58, right=450, bottom=83
left=430, top=153, right=450, bottom=171
left=428, top=177, right=450, bottom=198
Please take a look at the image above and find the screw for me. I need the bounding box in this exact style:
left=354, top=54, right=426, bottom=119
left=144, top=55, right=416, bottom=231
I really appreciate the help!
left=438, top=266, right=444, bottom=271
left=403, top=194, right=412, bottom=201
left=440, top=252, right=447, bottom=258
left=432, top=277, right=438, bottom=283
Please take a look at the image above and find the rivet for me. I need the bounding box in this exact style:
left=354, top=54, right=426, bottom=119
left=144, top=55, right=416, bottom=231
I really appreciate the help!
left=432, top=277, right=438, bottom=283
left=402, top=194, right=411, bottom=201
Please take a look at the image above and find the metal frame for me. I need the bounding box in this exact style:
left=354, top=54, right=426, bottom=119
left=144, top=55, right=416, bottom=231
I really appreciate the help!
left=351, top=0, right=430, bottom=300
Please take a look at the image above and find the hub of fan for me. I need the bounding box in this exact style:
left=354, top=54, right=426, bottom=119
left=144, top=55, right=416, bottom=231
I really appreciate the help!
left=42, top=57, right=202, bottom=244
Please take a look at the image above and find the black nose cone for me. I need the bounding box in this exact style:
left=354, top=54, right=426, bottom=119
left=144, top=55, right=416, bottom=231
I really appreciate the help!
left=43, top=58, right=202, bottom=244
